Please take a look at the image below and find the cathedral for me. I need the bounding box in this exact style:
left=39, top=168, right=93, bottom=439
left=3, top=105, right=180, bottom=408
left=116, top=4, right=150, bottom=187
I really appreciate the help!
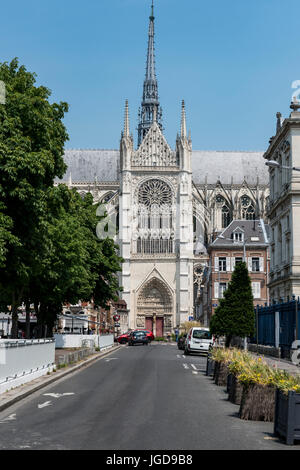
left=60, top=3, right=269, bottom=336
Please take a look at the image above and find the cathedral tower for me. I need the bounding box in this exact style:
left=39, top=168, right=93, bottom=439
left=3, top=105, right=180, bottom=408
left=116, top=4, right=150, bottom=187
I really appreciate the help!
left=119, top=2, right=194, bottom=335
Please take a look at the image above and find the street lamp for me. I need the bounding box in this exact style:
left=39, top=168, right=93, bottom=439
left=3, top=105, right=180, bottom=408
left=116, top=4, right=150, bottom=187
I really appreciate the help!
left=265, top=161, right=300, bottom=171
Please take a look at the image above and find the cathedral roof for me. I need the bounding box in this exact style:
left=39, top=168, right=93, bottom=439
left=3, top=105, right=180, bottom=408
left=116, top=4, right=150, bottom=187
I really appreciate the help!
left=58, top=149, right=268, bottom=186
left=191, top=150, right=268, bottom=185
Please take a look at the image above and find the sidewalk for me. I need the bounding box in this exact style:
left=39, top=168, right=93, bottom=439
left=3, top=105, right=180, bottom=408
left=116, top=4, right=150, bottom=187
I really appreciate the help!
left=248, top=351, right=300, bottom=376
left=0, top=344, right=120, bottom=413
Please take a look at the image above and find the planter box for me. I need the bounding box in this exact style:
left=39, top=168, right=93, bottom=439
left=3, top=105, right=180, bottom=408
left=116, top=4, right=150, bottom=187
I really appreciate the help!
left=274, top=389, right=300, bottom=445
left=214, top=361, right=229, bottom=387
left=228, top=375, right=243, bottom=405
left=206, top=356, right=215, bottom=377
left=239, top=384, right=275, bottom=422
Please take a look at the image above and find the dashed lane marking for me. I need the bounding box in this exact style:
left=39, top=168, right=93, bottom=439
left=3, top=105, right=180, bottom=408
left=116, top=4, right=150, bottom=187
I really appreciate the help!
left=183, top=363, right=189, bottom=370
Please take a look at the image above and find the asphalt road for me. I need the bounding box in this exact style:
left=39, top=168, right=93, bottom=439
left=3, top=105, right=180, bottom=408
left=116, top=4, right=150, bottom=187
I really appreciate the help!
left=0, top=343, right=296, bottom=450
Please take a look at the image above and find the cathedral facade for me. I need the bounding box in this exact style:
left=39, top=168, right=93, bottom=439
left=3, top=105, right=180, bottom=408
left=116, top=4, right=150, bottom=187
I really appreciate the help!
left=60, top=4, right=270, bottom=335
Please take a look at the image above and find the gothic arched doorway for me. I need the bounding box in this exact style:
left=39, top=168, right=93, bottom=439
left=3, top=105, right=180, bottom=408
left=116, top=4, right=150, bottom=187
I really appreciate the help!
left=137, top=277, right=173, bottom=337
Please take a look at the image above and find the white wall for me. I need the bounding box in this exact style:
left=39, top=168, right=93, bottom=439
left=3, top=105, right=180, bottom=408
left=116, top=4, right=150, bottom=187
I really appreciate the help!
left=54, top=334, right=114, bottom=351
left=0, top=339, right=55, bottom=394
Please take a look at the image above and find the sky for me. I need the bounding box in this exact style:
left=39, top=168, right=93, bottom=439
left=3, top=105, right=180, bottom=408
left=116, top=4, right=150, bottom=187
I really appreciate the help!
left=1, top=0, right=300, bottom=151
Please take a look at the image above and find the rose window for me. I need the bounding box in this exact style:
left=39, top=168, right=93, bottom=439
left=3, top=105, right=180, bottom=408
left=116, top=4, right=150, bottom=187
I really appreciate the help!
left=138, top=179, right=172, bottom=208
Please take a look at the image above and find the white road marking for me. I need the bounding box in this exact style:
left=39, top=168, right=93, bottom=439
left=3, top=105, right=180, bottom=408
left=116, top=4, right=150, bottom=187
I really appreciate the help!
left=105, top=358, right=118, bottom=362
left=191, top=364, right=198, bottom=370
left=192, top=371, right=198, bottom=375
left=38, top=401, right=52, bottom=409
left=177, top=355, right=183, bottom=359
left=183, top=363, right=189, bottom=369
left=0, top=414, right=16, bottom=424
left=43, top=393, right=75, bottom=399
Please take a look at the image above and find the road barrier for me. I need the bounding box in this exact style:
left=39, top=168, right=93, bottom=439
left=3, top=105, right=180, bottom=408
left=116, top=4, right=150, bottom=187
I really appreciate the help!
left=54, top=334, right=114, bottom=351
left=0, top=339, right=55, bottom=394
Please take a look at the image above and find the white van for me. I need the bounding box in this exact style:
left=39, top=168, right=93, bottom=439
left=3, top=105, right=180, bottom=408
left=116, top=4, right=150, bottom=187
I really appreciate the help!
left=184, top=327, right=213, bottom=355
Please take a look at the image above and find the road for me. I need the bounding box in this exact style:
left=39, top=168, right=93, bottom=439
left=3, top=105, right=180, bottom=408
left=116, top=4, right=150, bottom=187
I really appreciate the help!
left=0, top=343, right=295, bottom=450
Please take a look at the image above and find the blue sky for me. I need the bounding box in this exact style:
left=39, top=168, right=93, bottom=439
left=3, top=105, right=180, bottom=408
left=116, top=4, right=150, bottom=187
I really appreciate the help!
left=1, top=0, right=300, bottom=151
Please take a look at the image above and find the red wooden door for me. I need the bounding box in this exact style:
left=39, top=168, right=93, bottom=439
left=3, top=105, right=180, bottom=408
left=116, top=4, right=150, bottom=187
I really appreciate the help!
left=146, top=317, right=153, bottom=332
left=156, top=317, right=164, bottom=337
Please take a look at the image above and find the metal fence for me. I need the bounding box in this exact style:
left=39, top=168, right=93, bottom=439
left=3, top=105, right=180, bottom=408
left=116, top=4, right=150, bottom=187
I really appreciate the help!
left=253, top=298, right=300, bottom=356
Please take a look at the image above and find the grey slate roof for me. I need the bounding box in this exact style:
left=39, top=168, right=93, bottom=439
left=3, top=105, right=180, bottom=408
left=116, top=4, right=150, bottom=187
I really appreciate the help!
left=59, top=149, right=120, bottom=183
left=58, top=149, right=268, bottom=185
left=211, top=220, right=270, bottom=248
left=191, top=151, right=267, bottom=185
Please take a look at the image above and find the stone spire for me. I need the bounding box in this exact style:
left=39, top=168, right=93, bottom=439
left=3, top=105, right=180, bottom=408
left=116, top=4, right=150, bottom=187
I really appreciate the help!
left=124, top=100, right=130, bottom=138
left=137, top=1, right=163, bottom=147
left=181, top=100, right=187, bottom=139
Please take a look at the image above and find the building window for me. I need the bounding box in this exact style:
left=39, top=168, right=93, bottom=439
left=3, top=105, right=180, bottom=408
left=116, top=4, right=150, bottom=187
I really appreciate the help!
left=235, top=257, right=243, bottom=266
left=234, top=232, right=244, bottom=243
left=222, top=205, right=231, bottom=228
left=252, top=257, right=260, bottom=272
left=241, top=195, right=255, bottom=220
left=219, top=257, right=227, bottom=272
left=219, top=283, right=227, bottom=299
left=252, top=282, right=261, bottom=299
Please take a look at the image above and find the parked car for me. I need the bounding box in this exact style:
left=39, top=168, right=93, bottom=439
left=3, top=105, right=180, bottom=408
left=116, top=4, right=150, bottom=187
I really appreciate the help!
left=128, top=330, right=149, bottom=346
left=116, top=331, right=131, bottom=344
left=184, top=327, right=213, bottom=355
left=177, top=334, right=187, bottom=350
left=134, top=329, right=155, bottom=341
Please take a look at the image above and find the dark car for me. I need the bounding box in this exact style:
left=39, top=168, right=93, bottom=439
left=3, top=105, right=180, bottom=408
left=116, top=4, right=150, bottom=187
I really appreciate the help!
left=177, top=334, right=187, bottom=350
left=134, top=329, right=155, bottom=341
left=128, top=330, right=149, bottom=346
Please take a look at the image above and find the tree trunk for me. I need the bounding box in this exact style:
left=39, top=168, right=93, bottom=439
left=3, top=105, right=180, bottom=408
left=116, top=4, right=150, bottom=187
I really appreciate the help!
left=225, top=335, right=232, bottom=348
left=25, top=300, right=31, bottom=339
left=11, top=303, right=19, bottom=339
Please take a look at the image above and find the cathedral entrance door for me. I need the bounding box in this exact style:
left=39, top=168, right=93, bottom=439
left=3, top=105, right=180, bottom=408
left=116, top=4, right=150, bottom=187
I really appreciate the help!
left=145, top=317, right=153, bottom=332
left=156, top=317, right=164, bottom=338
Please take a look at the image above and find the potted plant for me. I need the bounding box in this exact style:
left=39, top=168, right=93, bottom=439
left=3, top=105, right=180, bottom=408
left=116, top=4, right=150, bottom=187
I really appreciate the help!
left=274, top=377, right=300, bottom=445
left=211, top=348, right=231, bottom=386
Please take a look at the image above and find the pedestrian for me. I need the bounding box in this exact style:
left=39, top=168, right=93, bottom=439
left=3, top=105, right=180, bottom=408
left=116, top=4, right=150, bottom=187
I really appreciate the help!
left=174, top=327, right=179, bottom=343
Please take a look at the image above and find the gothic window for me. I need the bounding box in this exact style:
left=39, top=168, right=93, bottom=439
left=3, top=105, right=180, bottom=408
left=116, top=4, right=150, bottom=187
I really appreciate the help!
left=222, top=205, right=231, bottom=228
left=138, top=179, right=172, bottom=207
left=216, top=195, right=232, bottom=228
left=241, top=195, right=255, bottom=220
left=136, top=179, right=173, bottom=254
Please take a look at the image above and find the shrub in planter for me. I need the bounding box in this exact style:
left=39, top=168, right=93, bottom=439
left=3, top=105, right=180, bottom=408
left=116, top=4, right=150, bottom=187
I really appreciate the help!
left=214, top=361, right=229, bottom=386
left=236, top=358, right=296, bottom=422
left=239, top=383, right=276, bottom=421
left=228, top=374, right=243, bottom=405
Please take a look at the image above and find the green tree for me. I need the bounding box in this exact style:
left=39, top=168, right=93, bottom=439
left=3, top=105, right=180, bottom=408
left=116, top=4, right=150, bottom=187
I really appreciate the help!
left=0, top=58, right=69, bottom=337
left=210, top=261, right=255, bottom=347
left=28, top=186, right=123, bottom=337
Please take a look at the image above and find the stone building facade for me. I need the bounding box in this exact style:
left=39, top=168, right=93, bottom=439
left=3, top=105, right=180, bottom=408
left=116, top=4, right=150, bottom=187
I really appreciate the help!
left=199, top=220, right=270, bottom=326
left=264, top=101, right=300, bottom=301
left=58, top=4, right=270, bottom=334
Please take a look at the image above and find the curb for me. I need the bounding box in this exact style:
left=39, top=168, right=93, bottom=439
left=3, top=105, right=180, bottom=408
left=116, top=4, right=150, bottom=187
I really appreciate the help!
left=0, top=345, right=121, bottom=413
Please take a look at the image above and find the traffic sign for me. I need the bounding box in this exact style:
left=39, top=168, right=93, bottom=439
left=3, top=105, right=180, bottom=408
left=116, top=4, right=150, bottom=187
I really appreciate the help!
left=113, top=314, right=120, bottom=322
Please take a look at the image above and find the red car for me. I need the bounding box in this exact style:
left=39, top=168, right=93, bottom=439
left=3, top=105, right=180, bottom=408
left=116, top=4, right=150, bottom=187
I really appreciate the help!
left=134, top=329, right=155, bottom=341
left=117, top=331, right=131, bottom=344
